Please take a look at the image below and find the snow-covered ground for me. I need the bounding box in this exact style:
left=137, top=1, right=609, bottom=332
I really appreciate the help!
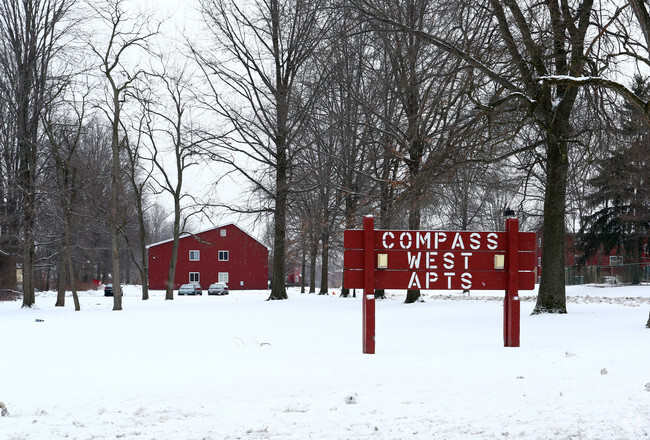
left=1, top=284, right=649, bottom=439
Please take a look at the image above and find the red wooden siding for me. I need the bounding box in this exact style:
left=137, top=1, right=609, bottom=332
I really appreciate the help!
left=147, top=224, right=269, bottom=290
left=536, top=232, right=650, bottom=272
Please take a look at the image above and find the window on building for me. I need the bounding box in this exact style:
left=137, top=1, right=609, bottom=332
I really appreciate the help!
left=189, top=272, right=200, bottom=283
left=645, top=244, right=649, bottom=256
left=218, top=272, right=229, bottom=283
left=218, top=250, right=229, bottom=261
left=220, top=229, right=227, bottom=237
left=189, top=250, right=200, bottom=261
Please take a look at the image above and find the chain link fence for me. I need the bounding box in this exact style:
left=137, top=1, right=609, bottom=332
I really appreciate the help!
left=566, top=264, right=650, bottom=285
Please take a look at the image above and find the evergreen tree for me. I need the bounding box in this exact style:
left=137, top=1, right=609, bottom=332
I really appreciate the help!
left=578, top=76, right=650, bottom=284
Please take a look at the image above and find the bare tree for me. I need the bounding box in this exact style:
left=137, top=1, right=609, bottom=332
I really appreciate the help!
left=0, top=61, right=21, bottom=283
left=352, top=0, right=601, bottom=313
left=146, top=201, right=172, bottom=244
left=538, top=2, right=650, bottom=124
left=88, top=0, right=159, bottom=310
left=359, top=0, right=486, bottom=303
left=0, top=0, right=76, bottom=307
left=41, top=86, right=90, bottom=310
left=195, top=0, right=332, bottom=300
left=122, top=113, right=154, bottom=300
left=139, top=64, right=205, bottom=301
left=312, top=8, right=377, bottom=297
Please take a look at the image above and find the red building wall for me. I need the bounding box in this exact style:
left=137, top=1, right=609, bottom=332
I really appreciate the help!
left=536, top=231, right=650, bottom=270
left=147, top=224, right=268, bottom=290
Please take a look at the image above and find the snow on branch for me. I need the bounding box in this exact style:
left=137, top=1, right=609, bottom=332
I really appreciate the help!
left=537, top=75, right=650, bottom=115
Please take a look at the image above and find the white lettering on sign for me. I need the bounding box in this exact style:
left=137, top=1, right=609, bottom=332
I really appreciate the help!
left=427, top=251, right=438, bottom=269
left=458, top=272, right=471, bottom=289
left=451, top=234, right=464, bottom=249
left=470, top=232, right=481, bottom=250
left=405, top=271, right=473, bottom=289
left=382, top=232, right=395, bottom=249
left=444, top=272, right=455, bottom=289
left=426, top=272, right=438, bottom=288
left=461, top=252, right=472, bottom=269
left=380, top=231, right=502, bottom=251
left=417, top=232, right=430, bottom=249
left=400, top=232, right=412, bottom=249
left=405, top=251, right=474, bottom=270
left=408, top=272, right=421, bottom=289
left=407, top=252, right=421, bottom=268
left=443, top=252, right=454, bottom=269
left=487, top=233, right=498, bottom=250
left=435, top=232, right=447, bottom=248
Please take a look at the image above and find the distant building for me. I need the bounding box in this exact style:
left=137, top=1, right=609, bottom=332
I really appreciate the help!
left=285, top=264, right=301, bottom=286
left=536, top=232, right=650, bottom=283
left=147, top=224, right=268, bottom=290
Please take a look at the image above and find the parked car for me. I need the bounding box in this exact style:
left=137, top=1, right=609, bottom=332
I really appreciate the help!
left=208, top=282, right=229, bottom=295
left=104, top=284, right=113, bottom=296
left=178, top=283, right=202, bottom=295
left=191, top=282, right=203, bottom=295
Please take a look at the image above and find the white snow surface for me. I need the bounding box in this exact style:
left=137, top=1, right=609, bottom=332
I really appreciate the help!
left=1, top=284, right=649, bottom=439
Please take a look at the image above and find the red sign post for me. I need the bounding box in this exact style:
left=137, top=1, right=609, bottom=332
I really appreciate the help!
left=362, top=216, right=375, bottom=354
left=343, top=216, right=536, bottom=352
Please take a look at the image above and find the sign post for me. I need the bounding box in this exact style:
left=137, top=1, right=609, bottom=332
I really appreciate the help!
left=504, top=217, right=520, bottom=347
left=363, top=216, right=375, bottom=354
left=344, top=217, right=536, bottom=352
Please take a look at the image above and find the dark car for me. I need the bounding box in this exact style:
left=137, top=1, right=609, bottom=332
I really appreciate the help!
left=178, top=283, right=202, bottom=295
left=104, top=284, right=113, bottom=296
left=208, top=282, right=229, bottom=295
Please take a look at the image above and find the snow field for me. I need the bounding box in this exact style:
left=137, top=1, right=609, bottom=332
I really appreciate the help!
left=0, top=285, right=649, bottom=439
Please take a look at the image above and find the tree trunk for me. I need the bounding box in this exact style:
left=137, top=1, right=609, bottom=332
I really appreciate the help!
left=67, top=250, right=80, bottom=311
left=135, top=189, right=149, bottom=300
left=375, top=149, right=396, bottom=300
left=318, top=232, right=329, bottom=295
left=55, top=256, right=66, bottom=307
left=269, top=175, right=288, bottom=300
left=300, top=245, right=306, bottom=294
left=405, top=191, right=423, bottom=304
left=309, top=241, right=317, bottom=293
left=166, top=227, right=181, bottom=300
left=269, top=128, right=289, bottom=300
left=110, top=101, right=122, bottom=311
left=533, top=136, right=568, bottom=314
left=21, top=222, right=36, bottom=307
left=110, top=223, right=122, bottom=310
left=140, top=272, right=149, bottom=299
left=19, top=129, right=37, bottom=307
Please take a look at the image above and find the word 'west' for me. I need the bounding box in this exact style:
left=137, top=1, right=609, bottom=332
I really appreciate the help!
left=381, top=231, right=499, bottom=251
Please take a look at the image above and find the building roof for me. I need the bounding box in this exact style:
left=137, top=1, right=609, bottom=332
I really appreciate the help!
left=145, top=223, right=266, bottom=250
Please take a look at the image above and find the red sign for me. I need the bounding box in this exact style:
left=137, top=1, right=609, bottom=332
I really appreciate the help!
left=344, top=269, right=535, bottom=290
left=344, top=216, right=533, bottom=353
left=343, top=230, right=536, bottom=291
left=344, top=230, right=536, bottom=252
left=344, top=250, right=536, bottom=278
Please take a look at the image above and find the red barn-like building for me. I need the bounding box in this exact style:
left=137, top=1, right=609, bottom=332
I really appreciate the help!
left=147, top=224, right=268, bottom=290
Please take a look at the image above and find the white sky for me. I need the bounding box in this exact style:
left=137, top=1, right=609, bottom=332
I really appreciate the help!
left=125, top=0, right=259, bottom=237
